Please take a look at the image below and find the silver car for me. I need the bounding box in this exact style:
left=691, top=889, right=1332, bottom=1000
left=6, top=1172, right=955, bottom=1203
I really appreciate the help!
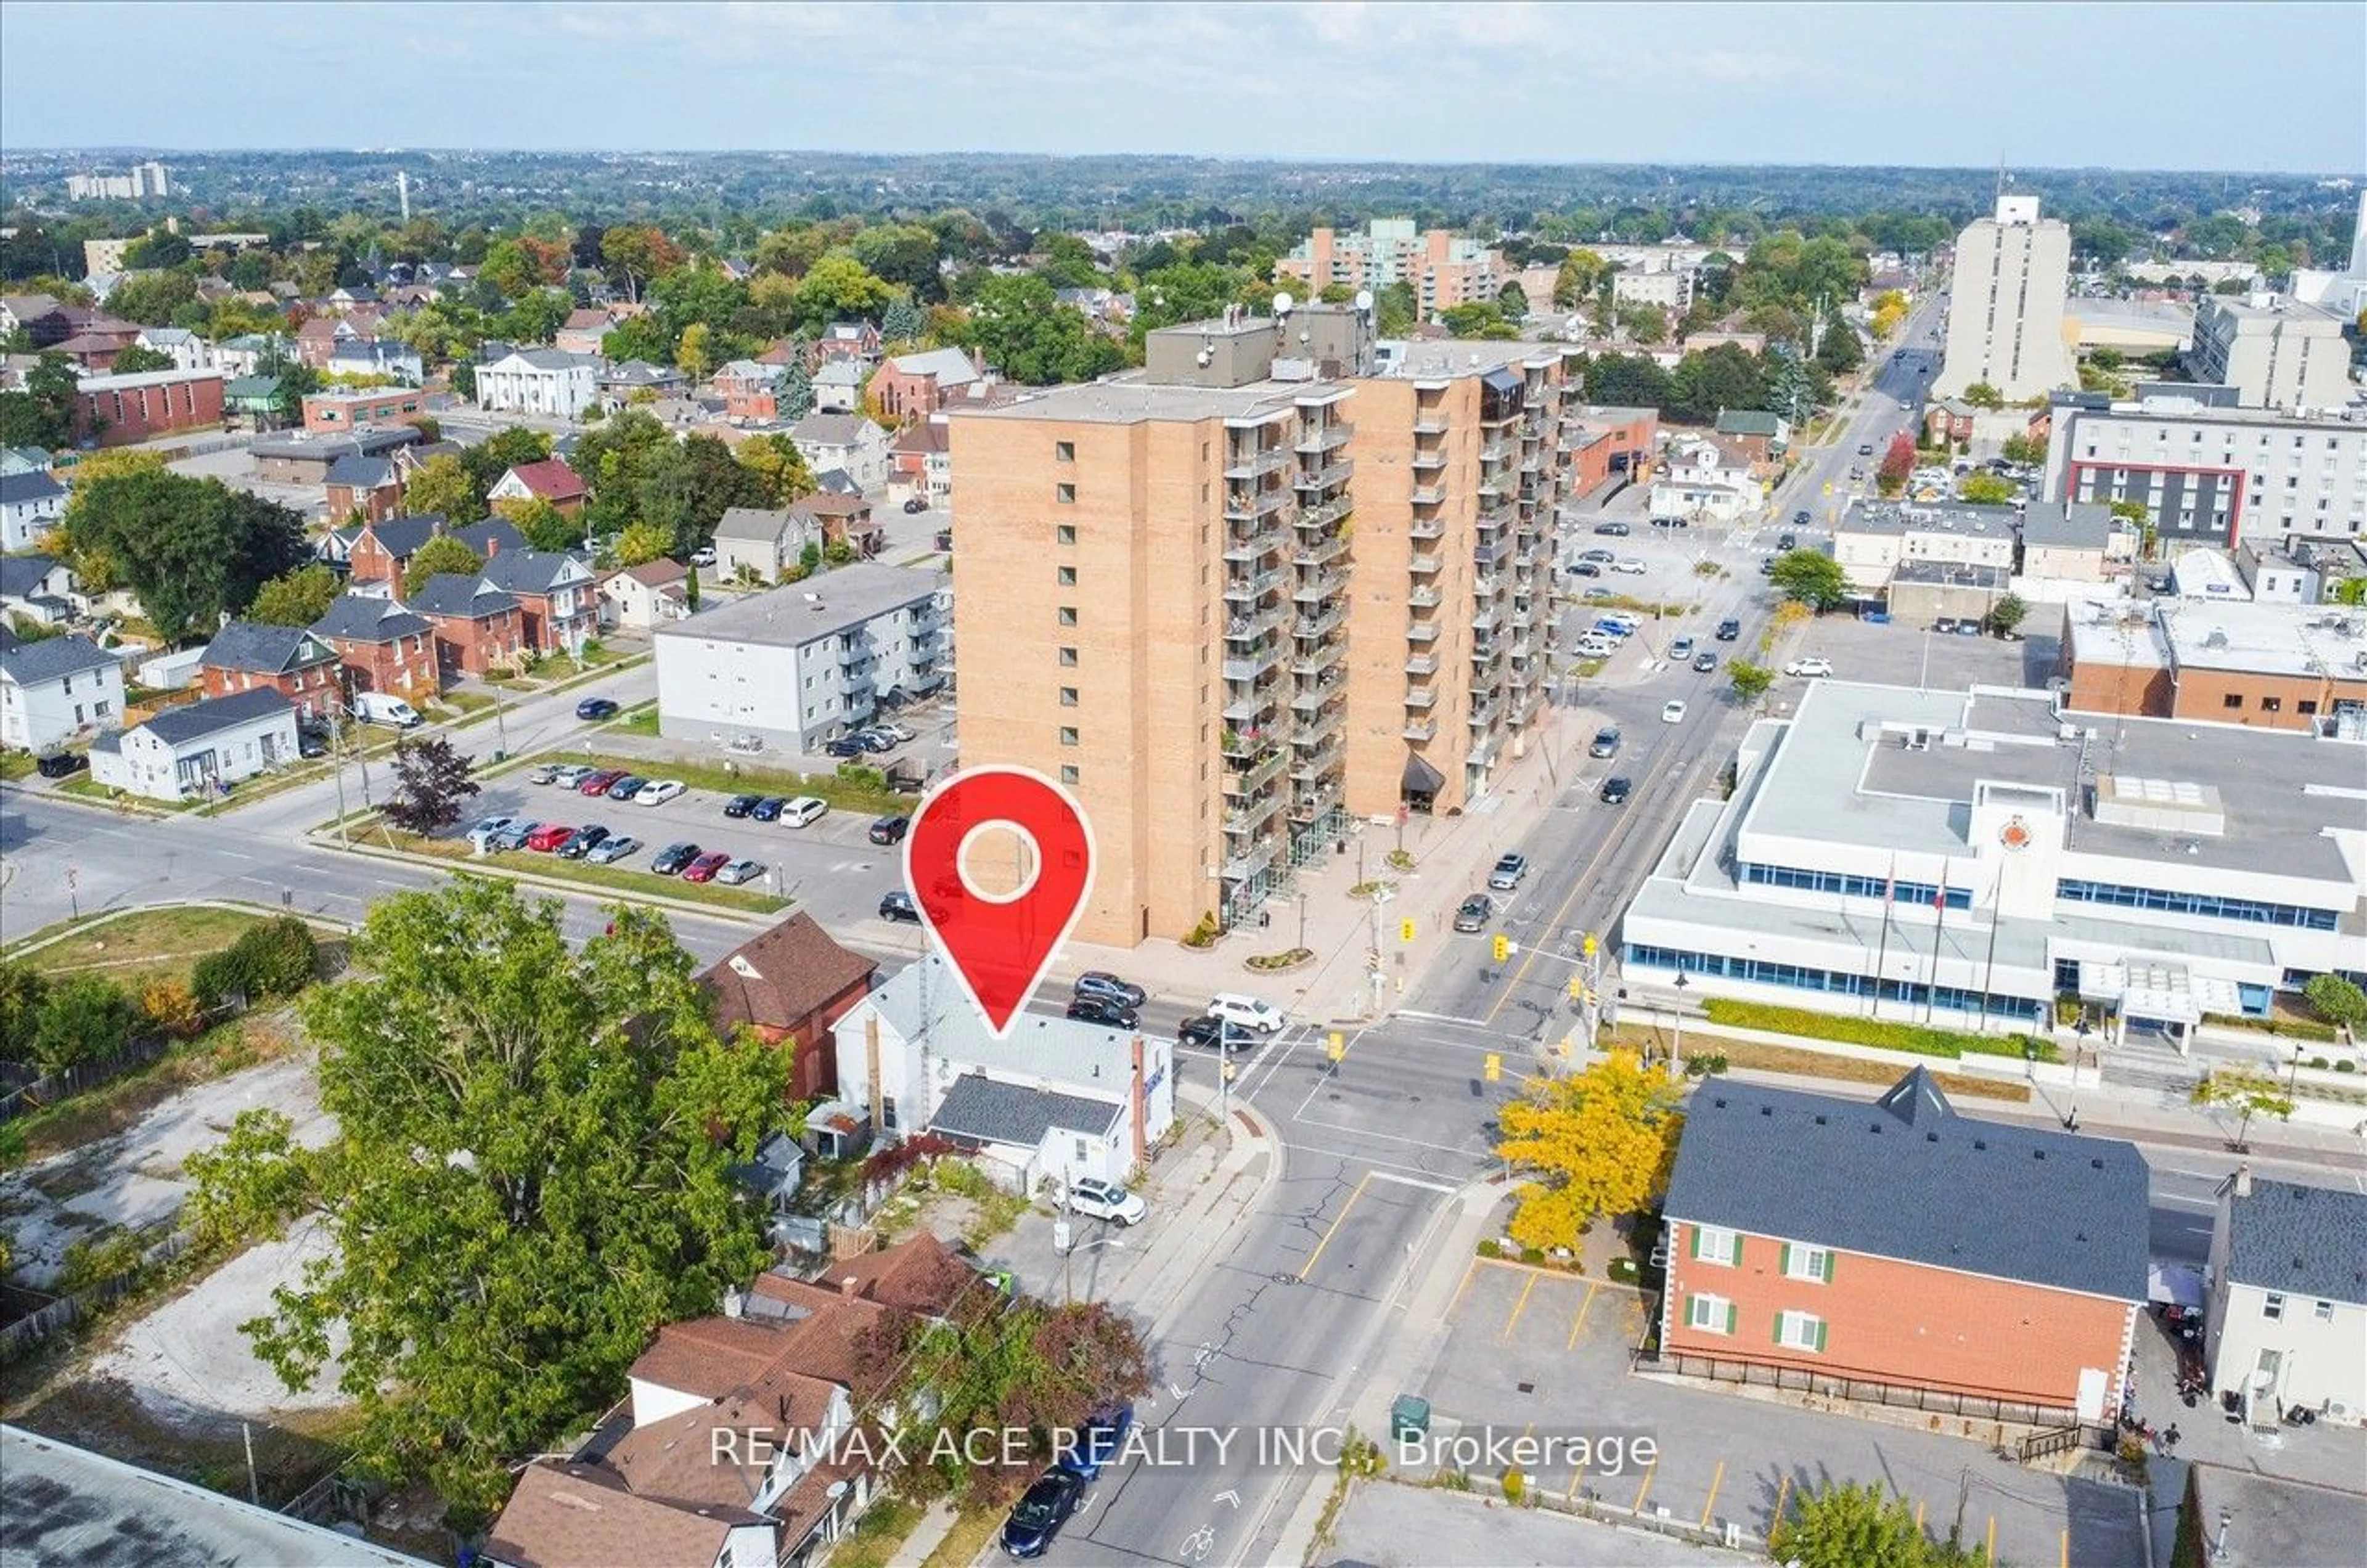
left=585, top=833, right=642, bottom=864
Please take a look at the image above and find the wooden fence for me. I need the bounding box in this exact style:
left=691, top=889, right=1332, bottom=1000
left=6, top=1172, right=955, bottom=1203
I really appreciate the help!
left=0, top=1231, right=193, bottom=1358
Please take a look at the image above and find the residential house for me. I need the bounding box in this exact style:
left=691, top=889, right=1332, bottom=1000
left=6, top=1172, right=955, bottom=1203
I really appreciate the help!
left=1924, top=399, right=1979, bottom=447
left=324, top=452, right=404, bottom=525
left=89, top=688, right=298, bottom=802
left=0, top=467, right=67, bottom=552
left=327, top=339, right=425, bottom=386
left=554, top=307, right=621, bottom=357
left=868, top=346, right=984, bottom=423
left=222, top=374, right=282, bottom=429
left=70, top=368, right=225, bottom=447
left=597, top=559, right=691, bottom=631
left=2206, top=1169, right=2367, bottom=1427
left=1659, top=1068, right=2148, bottom=1419
left=1710, top=409, right=1790, bottom=475
left=0, top=554, right=80, bottom=626
left=888, top=415, right=950, bottom=505
left=0, top=627, right=123, bottom=753
left=2017, top=500, right=2114, bottom=584
left=408, top=574, right=525, bottom=678
left=594, top=360, right=686, bottom=412
left=311, top=593, right=437, bottom=699
left=807, top=320, right=881, bottom=368
left=699, top=913, right=877, bottom=1101
left=791, top=412, right=891, bottom=493
left=483, top=1463, right=777, bottom=1568
left=346, top=515, right=529, bottom=590
left=136, top=325, right=215, bottom=374
left=0, top=294, right=67, bottom=346
left=213, top=332, right=291, bottom=380
left=0, top=447, right=52, bottom=477
left=51, top=317, right=142, bottom=371
left=292, top=314, right=359, bottom=369
left=794, top=492, right=880, bottom=558
left=831, top=953, right=1174, bottom=1191
left=486, top=457, right=588, bottom=516
left=198, top=621, right=343, bottom=719
left=474, top=348, right=599, bottom=421
left=2232, top=542, right=2320, bottom=605
left=716, top=359, right=787, bottom=422
left=711, top=506, right=818, bottom=584
left=480, top=548, right=597, bottom=655
left=811, top=358, right=865, bottom=415
left=1647, top=435, right=1758, bottom=525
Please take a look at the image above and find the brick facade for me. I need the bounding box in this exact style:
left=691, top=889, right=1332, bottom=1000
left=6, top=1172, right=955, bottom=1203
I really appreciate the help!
left=71, top=370, right=226, bottom=447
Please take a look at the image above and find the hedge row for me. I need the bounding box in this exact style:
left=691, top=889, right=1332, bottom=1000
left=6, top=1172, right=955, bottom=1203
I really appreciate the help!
left=1699, top=997, right=2058, bottom=1063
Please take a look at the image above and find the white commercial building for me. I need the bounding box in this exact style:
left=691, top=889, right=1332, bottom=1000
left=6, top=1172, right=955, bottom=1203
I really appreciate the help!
left=1648, top=436, right=1757, bottom=525
left=88, top=688, right=298, bottom=802
left=1617, top=682, right=2366, bottom=1050
left=2206, top=1172, right=2367, bottom=1429
left=653, top=564, right=949, bottom=753
left=2186, top=295, right=2354, bottom=412
left=473, top=348, right=599, bottom=421
left=2043, top=394, right=2367, bottom=548
left=1935, top=196, right=2077, bottom=402
left=830, top=953, right=1176, bottom=1192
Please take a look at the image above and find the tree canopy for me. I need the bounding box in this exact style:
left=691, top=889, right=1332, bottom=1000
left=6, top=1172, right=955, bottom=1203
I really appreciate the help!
left=186, top=881, right=790, bottom=1524
left=1495, top=1051, right=1683, bottom=1251
left=61, top=468, right=308, bottom=645
left=959, top=273, right=1126, bottom=386
left=1769, top=549, right=1852, bottom=611
left=401, top=534, right=484, bottom=598
left=247, top=563, right=342, bottom=628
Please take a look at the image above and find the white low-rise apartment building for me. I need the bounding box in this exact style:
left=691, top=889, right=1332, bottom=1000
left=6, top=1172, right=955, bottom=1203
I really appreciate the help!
left=2044, top=393, right=2367, bottom=549
left=473, top=348, right=599, bottom=422
left=89, top=688, right=298, bottom=801
left=1618, top=682, right=2366, bottom=1049
left=2206, top=1170, right=2367, bottom=1427
left=653, top=563, right=949, bottom=753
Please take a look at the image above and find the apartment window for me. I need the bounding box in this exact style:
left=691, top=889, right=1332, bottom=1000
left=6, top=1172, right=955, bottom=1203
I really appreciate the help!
left=1059, top=764, right=1079, bottom=785
left=1685, top=1294, right=1736, bottom=1336
left=2299, top=700, right=2318, bottom=716
left=1055, top=440, right=1075, bottom=462
left=1690, top=1225, right=1742, bottom=1266
left=2223, top=693, right=2243, bottom=709
left=1058, top=565, right=1077, bottom=587
left=2260, top=696, right=2282, bottom=713
left=1056, top=483, right=1076, bottom=504
left=1058, top=606, right=1077, bottom=626
left=1058, top=726, right=1079, bottom=747
left=1775, top=1310, right=1828, bottom=1353
left=2263, top=1292, right=2286, bottom=1321
left=94, top=700, right=110, bottom=718
left=1781, top=1244, right=1834, bottom=1283
left=1058, top=646, right=1078, bottom=667
left=1057, top=525, right=1077, bottom=545
left=1059, top=686, right=1079, bottom=707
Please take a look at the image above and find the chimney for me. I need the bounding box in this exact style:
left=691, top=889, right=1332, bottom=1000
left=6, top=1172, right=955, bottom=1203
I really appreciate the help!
left=839, top=1275, right=861, bottom=1299
left=2233, top=1163, right=2252, bottom=1199
left=722, top=1288, right=745, bottom=1319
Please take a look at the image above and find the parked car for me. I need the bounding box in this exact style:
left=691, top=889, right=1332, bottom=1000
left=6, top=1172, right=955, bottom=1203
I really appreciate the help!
left=1058, top=1403, right=1137, bottom=1482
left=1592, top=521, right=1631, bottom=536
left=528, top=763, right=561, bottom=785
left=868, top=814, right=910, bottom=845
left=1452, top=893, right=1493, bottom=933
left=1581, top=586, right=1614, bottom=601
left=1000, top=1469, right=1085, bottom=1560
left=1954, top=620, right=1982, bottom=636
left=1176, top=1014, right=1225, bottom=1050
left=1934, top=616, right=1958, bottom=634
left=681, top=851, right=732, bottom=883
left=1691, top=650, right=1719, bottom=674
left=1661, top=700, right=1688, bottom=724
left=487, top=820, right=538, bottom=852
left=780, top=796, right=828, bottom=827
left=1064, top=1177, right=1147, bottom=1227
left=636, top=780, right=687, bottom=806
left=1578, top=548, right=1616, bottom=564
left=1857, top=441, right=1874, bottom=456
left=1571, top=635, right=1616, bottom=658
left=750, top=795, right=790, bottom=822
left=723, top=793, right=763, bottom=818
left=1670, top=636, right=1695, bottom=659
left=651, top=842, right=701, bottom=875
left=35, top=751, right=88, bottom=779
left=871, top=721, right=916, bottom=744
left=903, top=496, right=928, bottom=513
left=1715, top=618, right=1741, bottom=642
left=1784, top=656, right=1834, bottom=678
left=352, top=692, right=420, bottom=728
left=1599, top=775, right=1633, bottom=805
left=1207, top=993, right=1287, bottom=1035
left=855, top=728, right=897, bottom=754
left=1074, top=971, right=1147, bottom=1009
left=466, top=815, right=521, bottom=852
left=1066, top=994, right=1139, bottom=1029
left=1566, top=561, right=1601, bottom=578
left=1588, top=727, right=1621, bottom=759
left=1609, top=558, right=1647, bottom=575
left=690, top=545, right=716, bottom=566
left=1488, top=852, right=1530, bottom=891
left=574, top=697, right=619, bottom=721
left=557, top=825, right=610, bottom=859
left=578, top=769, right=627, bottom=796
left=878, top=889, right=923, bottom=924
left=714, top=857, right=766, bottom=885
left=546, top=764, right=594, bottom=788
left=586, top=833, right=641, bottom=864
left=607, top=775, right=648, bottom=801
left=824, top=735, right=869, bottom=759
left=525, top=822, right=576, bottom=853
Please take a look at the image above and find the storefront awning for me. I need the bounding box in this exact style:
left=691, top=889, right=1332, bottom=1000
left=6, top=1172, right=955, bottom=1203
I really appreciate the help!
left=1402, top=752, right=1445, bottom=794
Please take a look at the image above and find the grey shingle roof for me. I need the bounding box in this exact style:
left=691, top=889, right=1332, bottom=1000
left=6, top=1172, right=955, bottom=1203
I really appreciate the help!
left=2223, top=1176, right=2367, bottom=1305
left=713, top=506, right=796, bottom=542
left=0, top=553, right=62, bottom=598
left=929, top=1072, right=1122, bottom=1148
left=0, top=470, right=66, bottom=505
left=0, top=630, right=116, bottom=685
left=479, top=547, right=586, bottom=596
left=406, top=573, right=517, bottom=619
left=324, top=454, right=397, bottom=490
left=200, top=620, right=333, bottom=676
left=1664, top=1068, right=2150, bottom=1301
left=793, top=412, right=870, bottom=446
left=313, top=593, right=431, bottom=643
left=2021, top=500, right=2112, bottom=550
left=137, top=688, right=293, bottom=745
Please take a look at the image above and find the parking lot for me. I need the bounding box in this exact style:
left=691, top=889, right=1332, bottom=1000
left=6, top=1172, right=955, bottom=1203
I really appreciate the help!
left=1408, top=1256, right=2147, bottom=1567
left=1767, top=607, right=2054, bottom=695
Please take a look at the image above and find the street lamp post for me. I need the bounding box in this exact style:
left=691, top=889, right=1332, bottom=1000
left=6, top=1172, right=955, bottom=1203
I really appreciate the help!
left=1670, top=971, right=1691, bottom=1079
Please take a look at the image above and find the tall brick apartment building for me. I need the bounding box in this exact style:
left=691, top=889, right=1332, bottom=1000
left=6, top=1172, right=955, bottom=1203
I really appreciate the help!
left=948, top=302, right=1582, bottom=945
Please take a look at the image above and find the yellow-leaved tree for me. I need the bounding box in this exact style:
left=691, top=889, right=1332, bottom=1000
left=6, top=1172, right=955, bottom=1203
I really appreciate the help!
left=1495, top=1050, right=1683, bottom=1252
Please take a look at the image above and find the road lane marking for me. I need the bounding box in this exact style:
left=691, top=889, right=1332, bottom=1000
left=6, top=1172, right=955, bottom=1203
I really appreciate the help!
left=1286, top=1111, right=1489, bottom=1160
left=1631, top=1456, right=1657, bottom=1514
left=1699, top=1459, right=1724, bottom=1529
left=1368, top=1170, right=1457, bottom=1194
left=1567, top=1280, right=1601, bottom=1350
left=1297, top=1171, right=1372, bottom=1281
left=1498, top=1273, right=1538, bottom=1341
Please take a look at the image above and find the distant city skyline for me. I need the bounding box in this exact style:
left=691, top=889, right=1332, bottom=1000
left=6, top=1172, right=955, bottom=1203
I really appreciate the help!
left=1, top=2, right=2360, bottom=175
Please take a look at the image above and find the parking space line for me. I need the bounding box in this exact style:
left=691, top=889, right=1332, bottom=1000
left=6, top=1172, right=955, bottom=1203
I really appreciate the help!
left=1296, top=1172, right=1371, bottom=1281
left=1498, top=1273, right=1538, bottom=1341
left=1630, top=1455, right=1656, bottom=1514
left=1564, top=1455, right=1587, bottom=1503
left=1566, top=1280, right=1601, bottom=1351
left=1445, top=1258, right=1482, bottom=1321
left=1698, top=1460, right=1723, bottom=1530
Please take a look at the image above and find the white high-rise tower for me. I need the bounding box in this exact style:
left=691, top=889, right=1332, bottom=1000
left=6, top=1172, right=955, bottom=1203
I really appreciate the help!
left=1934, top=195, right=2078, bottom=402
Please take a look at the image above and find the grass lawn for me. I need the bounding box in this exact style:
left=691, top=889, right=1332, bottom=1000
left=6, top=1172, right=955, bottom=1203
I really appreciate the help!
left=0, top=752, right=33, bottom=782
left=433, top=691, right=496, bottom=717
left=1608, top=1024, right=2032, bottom=1103
left=616, top=704, right=662, bottom=737
left=382, top=827, right=788, bottom=915
left=542, top=748, right=916, bottom=817
left=920, top=1505, right=1003, bottom=1568
left=827, top=1496, right=924, bottom=1568
left=54, top=776, right=192, bottom=813
left=8, top=906, right=331, bottom=997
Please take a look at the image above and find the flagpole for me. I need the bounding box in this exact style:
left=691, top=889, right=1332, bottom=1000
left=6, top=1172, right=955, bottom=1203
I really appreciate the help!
left=1926, top=857, right=1949, bottom=1026
left=1871, top=854, right=1895, bottom=1019
left=1977, top=864, right=2005, bottom=1035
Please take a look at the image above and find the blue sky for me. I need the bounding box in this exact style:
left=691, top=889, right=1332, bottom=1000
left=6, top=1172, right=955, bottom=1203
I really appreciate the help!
left=3, top=1, right=2360, bottom=172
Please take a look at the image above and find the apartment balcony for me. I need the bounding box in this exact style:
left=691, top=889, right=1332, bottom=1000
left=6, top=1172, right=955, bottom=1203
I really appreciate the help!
left=1294, top=602, right=1347, bottom=640
left=1407, top=552, right=1443, bottom=575
left=1223, top=446, right=1289, bottom=481
left=1513, top=686, right=1550, bottom=725
left=1410, top=447, right=1447, bottom=472
left=1402, top=717, right=1437, bottom=741
left=1223, top=520, right=1287, bottom=563
left=1406, top=619, right=1440, bottom=644
left=1294, top=421, right=1354, bottom=454
left=1470, top=634, right=1503, bottom=663
left=1224, top=566, right=1288, bottom=603
left=1295, top=531, right=1349, bottom=568
left=1480, top=440, right=1512, bottom=465
left=1223, top=790, right=1283, bottom=836
left=1408, top=514, right=1444, bottom=541
left=1291, top=639, right=1344, bottom=677
left=1223, top=746, right=1291, bottom=796
left=1298, top=499, right=1353, bottom=531
left=1222, top=691, right=1279, bottom=726
left=1478, top=475, right=1514, bottom=502
left=1403, top=685, right=1436, bottom=711
left=1291, top=674, right=1344, bottom=713
left=1296, top=700, right=1344, bottom=743
left=1222, top=840, right=1279, bottom=884
left=1224, top=485, right=1293, bottom=521
left=1408, top=584, right=1441, bottom=610
left=1224, top=603, right=1290, bottom=643
left=1405, top=652, right=1437, bottom=677
left=1410, top=484, right=1445, bottom=507
left=1468, top=700, right=1502, bottom=730
left=1474, top=507, right=1508, bottom=533
left=1220, top=639, right=1286, bottom=682
left=1510, top=605, right=1534, bottom=632
left=1293, top=459, right=1353, bottom=494
left=1291, top=737, right=1344, bottom=781
left=1288, top=779, right=1343, bottom=824
left=1412, top=412, right=1449, bottom=436
left=1294, top=564, right=1346, bottom=602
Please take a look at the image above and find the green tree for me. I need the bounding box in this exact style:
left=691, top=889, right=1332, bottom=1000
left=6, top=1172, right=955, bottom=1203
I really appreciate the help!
left=1440, top=301, right=1518, bottom=340
left=61, top=470, right=308, bottom=645
left=31, top=974, right=135, bottom=1074
left=187, top=883, right=790, bottom=1525
left=959, top=273, right=1125, bottom=386
left=613, top=520, right=675, bottom=566
left=460, top=426, right=555, bottom=500
left=2303, top=974, right=2367, bottom=1035
left=1583, top=352, right=1674, bottom=410
left=1496, top=1051, right=1683, bottom=1251
left=1767, top=1480, right=1937, bottom=1568
left=1553, top=248, right=1608, bottom=309
left=247, top=563, right=342, bottom=628
left=1999, top=432, right=2048, bottom=466
left=1665, top=343, right=1767, bottom=425
left=401, top=534, right=484, bottom=599
left=0, top=353, right=83, bottom=449
left=1960, top=381, right=2005, bottom=410
left=0, top=962, right=50, bottom=1065
left=1727, top=660, right=1775, bottom=704
left=2191, top=1068, right=2296, bottom=1153
left=1770, top=549, right=1851, bottom=612
left=1376, top=279, right=1418, bottom=337
left=1987, top=593, right=2029, bottom=636
left=105, top=269, right=200, bottom=327
left=776, top=358, right=814, bottom=422
left=881, top=293, right=925, bottom=346
left=401, top=452, right=484, bottom=523
left=1813, top=321, right=1865, bottom=375
left=1497, top=280, right=1529, bottom=319
left=382, top=736, right=481, bottom=836
left=496, top=496, right=580, bottom=553
left=108, top=342, right=178, bottom=375
left=1960, top=473, right=2016, bottom=505
left=794, top=251, right=893, bottom=329
left=674, top=321, right=714, bottom=381
left=599, top=224, right=684, bottom=303
left=1616, top=303, right=1670, bottom=345
left=735, top=431, right=815, bottom=507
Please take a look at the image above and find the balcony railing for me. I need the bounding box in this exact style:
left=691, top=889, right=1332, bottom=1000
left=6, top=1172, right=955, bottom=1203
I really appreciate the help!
left=1224, top=604, right=1290, bottom=643
left=1412, top=412, right=1449, bottom=436
left=1220, top=639, right=1286, bottom=682
left=1222, top=692, right=1278, bottom=725
left=1480, top=440, right=1512, bottom=465
left=1404, top=685, right=1435, bottom=711
left=1402, top=717, right=1437, bottom=741
left=1288, top=780, right=1343, bottom=823
left=1294, top=565, right=1346, bottom=602
left=1223, top=521, right=1286, bottom=563
left=1224, top=486, right=1292, bottom=521
left=1224, top=790, right=1283, bottom=836
left=1407, top=552, right=1442, bottom=576
left=1408, top=514, right=1444, bottom=540
left=1410, top=484, right=1445, bottom=507
left=1291, top=737, right=1344, bottom=780
left=1224, top=446, right=1289, bottom=481
left=1408, top=585, right=1441, bottom=610
left=1291, top=640, right=1344, bottom=677
left=1406, top=619, right=1440, bottom=643
left=1296, top=531, right=1348, bottom=568
left=1410, top=447, right=1447, bottom=472
left=1223, top=841, right=1278, bottom=883
left=1294, top=421, right=1354, bottom=454
left=1224, top=566, right=1288, bottom=602
left=1293, top=459, right=1353, bottom=493
left=1298, top=499, right=1353, bottom=531
left=1294, top=602, right=1347, bottom=640
left=1291, top=674, right=1344, bottom=711
left=1405, top=652, right=1437, bottom=677
left=1223, top=747, right=1291, bottom=796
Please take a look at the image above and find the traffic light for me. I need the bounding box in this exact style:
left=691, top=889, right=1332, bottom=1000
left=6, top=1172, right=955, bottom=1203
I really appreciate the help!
left=1400, top=917, right=1417, bottom=943
left=1491, top=934, right=1511, bottom=965
left=1484, top=1053, right=1502, bottom=1082
left=1326, top=1032, right=1346, bottom=1064
left=1581, top=932, right=1599, bottom=958
left=1569, top=976, right=1585, bottom=1003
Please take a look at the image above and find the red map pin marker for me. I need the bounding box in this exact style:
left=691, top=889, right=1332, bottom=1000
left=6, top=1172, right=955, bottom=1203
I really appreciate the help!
left=902, top=766, right=1095, bottom=1037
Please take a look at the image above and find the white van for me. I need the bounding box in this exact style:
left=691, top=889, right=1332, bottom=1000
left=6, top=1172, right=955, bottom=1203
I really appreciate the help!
left=1207, top=993, right=1288, bottom=1035
left=352, top=693, right=421, bottom=728
left=780, top=796, right=828, bottom=827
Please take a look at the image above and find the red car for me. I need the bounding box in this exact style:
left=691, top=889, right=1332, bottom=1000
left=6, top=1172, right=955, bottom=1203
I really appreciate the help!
left=681, top=851, right=732, bottom=883
left=525, top=822, right=576, bottom=852
left=578, top=769, right=628, bottom=796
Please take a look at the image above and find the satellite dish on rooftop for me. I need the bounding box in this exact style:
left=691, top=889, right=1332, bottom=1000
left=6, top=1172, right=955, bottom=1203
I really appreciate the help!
left=1273, top=290, right=1294, bottom=318
left=1354, top=288, right=1375, bottom=316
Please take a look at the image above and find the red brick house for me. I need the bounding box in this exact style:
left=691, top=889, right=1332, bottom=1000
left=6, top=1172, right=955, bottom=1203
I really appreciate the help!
left=323, top=452, right=404, bottom=525
left=70, top=369, right=225, bottom=447
left=868, top=346, right=984, bottom=423
left=1658, top=1067, right=2148, bottom=1421
left=345, top=515, right=528, bottom=590
left=198, top=621, right=343, bottom=720
left=406, top=573, right=525, bottom=678
left=480, top=547, right=597, bottom=656
left=889, top=415, right=950, bottom=504
left=310, top=593, right=438, bottom=701
left=1924, top=399, right=1977, bottom=446
left=715, top=360, right=785, bottom=423
left=793, top=492, right=880, bottom=558
left=486, top=457, right=588, bottom=516
left=52, top=325, right=141, bottom=371
left=804, top=320, right=881, bottom=369
left=699, top=913, right=877, bottom=1100
left=1563, top=404, right=1661, bottom=492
